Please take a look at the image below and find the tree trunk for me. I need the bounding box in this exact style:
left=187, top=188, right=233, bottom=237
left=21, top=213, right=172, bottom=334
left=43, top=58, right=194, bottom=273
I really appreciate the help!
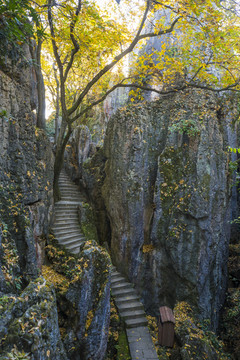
left=36, top=39, right=46, bottom=129
left=29, top=38, right=46, bottom=129
left=54, top=65, right=60, bottom=143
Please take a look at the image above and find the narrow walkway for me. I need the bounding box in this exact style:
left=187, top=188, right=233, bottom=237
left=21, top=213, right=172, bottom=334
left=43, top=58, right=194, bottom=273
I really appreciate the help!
left=52, top=172, right=86, bottom=254
left=53, top=172, right=158, bottom=359
left=112, top=268, right=159, bottom=360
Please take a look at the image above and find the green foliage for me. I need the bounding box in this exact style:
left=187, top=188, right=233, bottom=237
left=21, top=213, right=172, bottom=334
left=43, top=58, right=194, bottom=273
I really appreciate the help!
left=221, top=287, right=240, bottom=356
left=0, top=0, right=38, bottom=63
left=2, top=346, right=30, bottom=360
left=228, top=146, right=240, bottom=154
left=228, top=160, right=238, bottom=174
left=0, top=109, right=7, bottom=117
left=116, top=329, right=131, bottom=360
left=105, top=298, right=131, bottom=360
left=169, top=118, right=200, bottom=136
left=45, top=113, right=56, bottom=138
left=79, top=203, right=99, bottom=242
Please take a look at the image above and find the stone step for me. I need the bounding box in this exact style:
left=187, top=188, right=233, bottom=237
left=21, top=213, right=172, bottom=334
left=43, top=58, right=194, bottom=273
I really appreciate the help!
left=60, top=188, right=81, bottom=193
left=60, top=188, right=81, bottom=192
left=55, top=205, right=79, bottom=211
left=111, top=276, right=126, bottom=285
left=55, top=208, right=78, bottom=213
left=60, top=190, right=80, bottom=195
left=60, top=238, right=84, bottom=247
left=60, top=192, right=83, bottom=196
left=58, top=180, right=75, bottom=185
left=52, top=224, right=81, bottom=232
left=125, top=317, right=148, bottom=328
left=59, top=175, right=71, bottom=179
left=71, top=247, right=80, bottom=255
left=60, top=186, right=80, bottom=191
left=56, top=201, right=84, bottom=205
left=55, top=214, right=79, bottom=219
left=54, top=220, right=80, bottom=227
left=111, top=271, right=122, bottom=278
left=57, top=234, right=85, bottom=245
left=55, top=217, right=79, bottom=223
left=115, top=294, right=139, bottom=305
left=54, top=217, right=79, bottom=223
left=120, top=309, right=146, bottom=320
left=111, top=281, right=132, bottom=290
left=55, top=204, right=79, bottom=212
left=67, top=242, right=82, bottom=251
left=112, top=287, right=136, bottom=297
left=60, top=197, right=83, bottom=202
left=55, top=211, right=78, bottom=216
left=59, top=182, right=78, bottom=186
left=53, top=228, right=81, bottom=237
left=117, top=301, right=144, bottom=312
left=60, top=193, right=82, bottom=198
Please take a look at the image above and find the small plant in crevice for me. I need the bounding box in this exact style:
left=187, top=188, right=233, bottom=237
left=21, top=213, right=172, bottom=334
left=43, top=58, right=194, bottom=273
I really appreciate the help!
left=169, top=118, right=200, bottom=137
left=5, top=346, right=30, bottom=360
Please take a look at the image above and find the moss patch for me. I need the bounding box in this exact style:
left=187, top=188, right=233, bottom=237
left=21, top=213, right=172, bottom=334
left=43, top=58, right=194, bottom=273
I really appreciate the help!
left=79, top=203, right=98, bottom=242
left=104, top=298, right=130, bottom=360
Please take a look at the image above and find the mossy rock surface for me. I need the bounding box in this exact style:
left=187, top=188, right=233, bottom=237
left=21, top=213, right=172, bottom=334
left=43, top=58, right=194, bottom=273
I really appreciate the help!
left=0, top=277, right=67, bottom=360
left=45, top=236, right=111, bottom=360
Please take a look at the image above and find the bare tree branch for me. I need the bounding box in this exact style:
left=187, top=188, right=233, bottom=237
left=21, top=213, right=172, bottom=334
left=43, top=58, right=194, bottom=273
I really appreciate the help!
left=67, top=4, right=181, bottom=117
left=48, top=0, right=68, bottom=116
left=69, top=76, right=240, bottom=124
left=63, top=0, right=81, bottom=82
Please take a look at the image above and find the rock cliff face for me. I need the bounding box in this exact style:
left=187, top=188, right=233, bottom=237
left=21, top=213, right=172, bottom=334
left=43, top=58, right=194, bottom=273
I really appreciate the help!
left=66, top=89, right=236, bottom=330
left=0, top=45, right=54, bottom=289
left=102, top=89, right=234, bottom=329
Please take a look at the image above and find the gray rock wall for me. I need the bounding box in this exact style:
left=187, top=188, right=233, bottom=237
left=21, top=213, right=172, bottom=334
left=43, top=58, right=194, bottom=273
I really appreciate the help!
left=102, top=89, right=234, bottom=329
left=0, top=48, right=54, bottom=286
left=0, top=46, right=111, bottom=360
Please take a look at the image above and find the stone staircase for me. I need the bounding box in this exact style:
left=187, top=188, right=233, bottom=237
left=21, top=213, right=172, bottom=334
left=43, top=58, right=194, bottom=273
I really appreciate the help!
left=52, top=172, right=86, bottom=254
left=111, top=267, right=147, bottom=328
left=53, top=172, right=158, bottom=359
left=111, top=267, right=159, bottom=359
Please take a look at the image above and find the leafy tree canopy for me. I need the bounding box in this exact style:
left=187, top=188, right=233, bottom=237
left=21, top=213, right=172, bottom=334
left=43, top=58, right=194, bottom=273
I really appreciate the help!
left=2, top=0, right=240, bottom=199
left=0, top=0, right=40, bottom=61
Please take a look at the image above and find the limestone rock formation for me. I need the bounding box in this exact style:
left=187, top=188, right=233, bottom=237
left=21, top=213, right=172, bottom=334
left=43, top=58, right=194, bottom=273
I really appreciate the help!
left=101, top=89, right=234, bottom=329
left=67, top=89, right=236, bottom=330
